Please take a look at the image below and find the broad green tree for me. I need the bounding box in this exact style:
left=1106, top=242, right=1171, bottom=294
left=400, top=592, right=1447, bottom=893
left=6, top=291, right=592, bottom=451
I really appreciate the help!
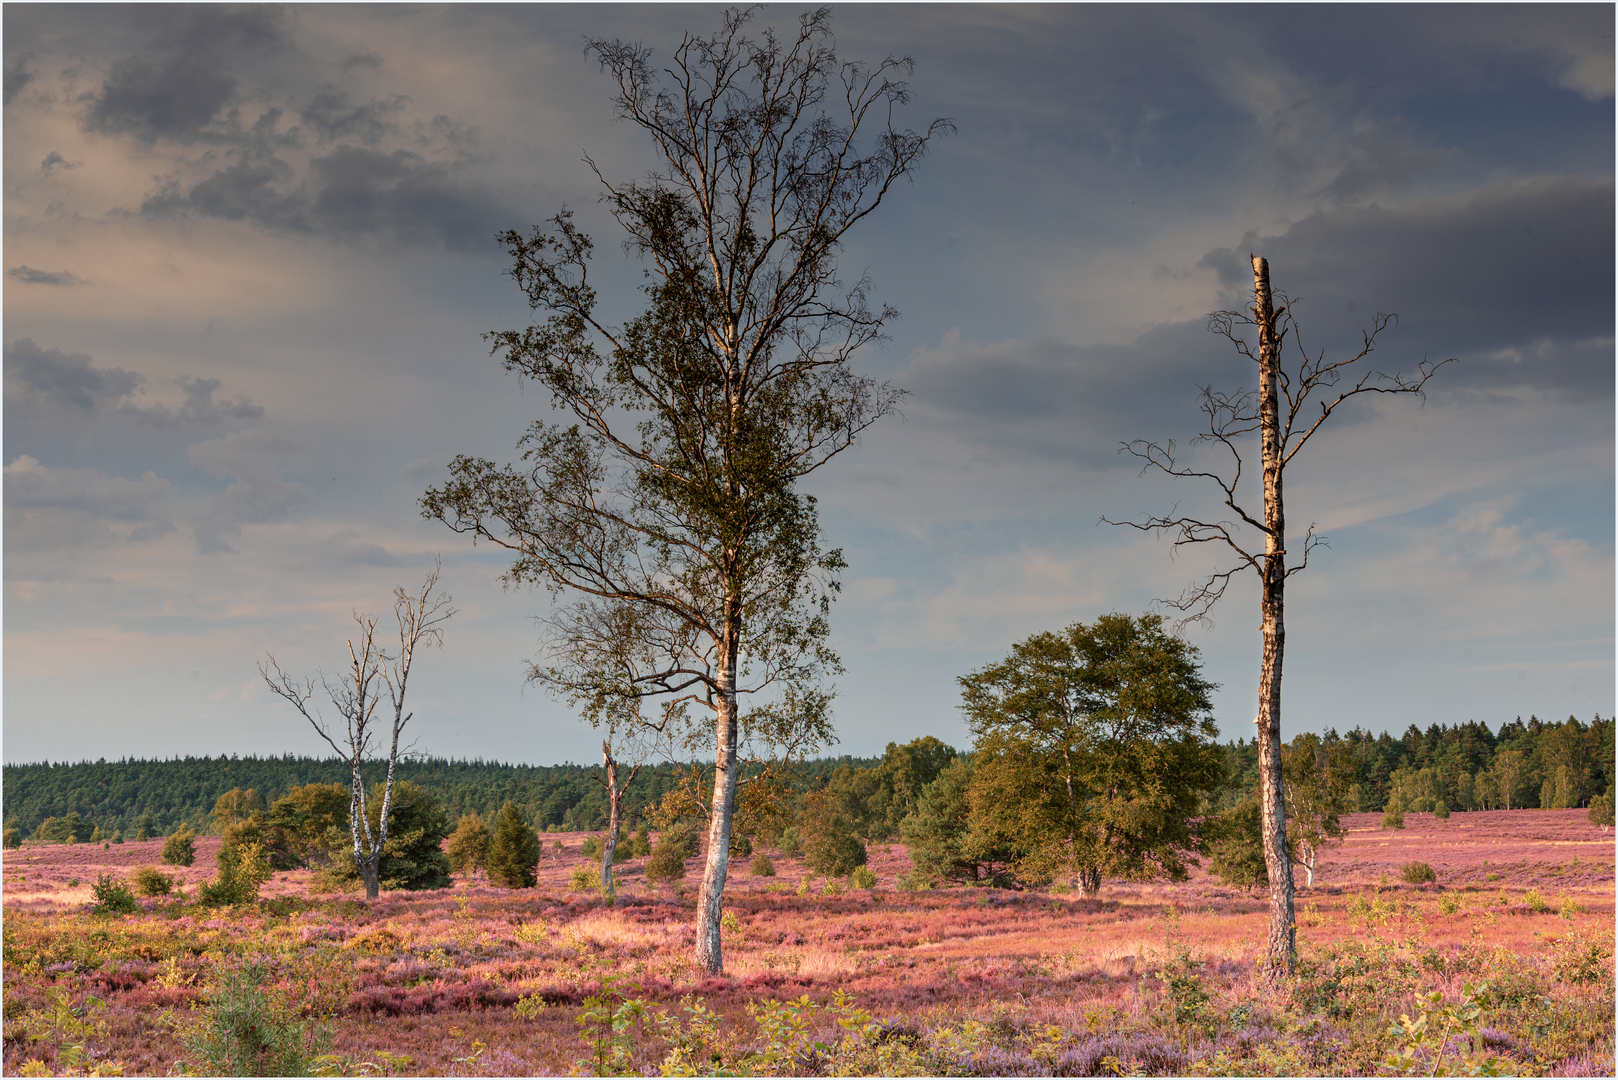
left=960, top=613, right=1223, bottom=896
left=446, top=811, right=492, bottom=878
left=265, top=783, right=350, bottom=871
left=898, top=756, right=1020, bottom=887
left=421, top=10, right=946, bottom=976
left=1280, top=733, right=1352, bottom=886
left=1108, top=258, right=1451, bottom=979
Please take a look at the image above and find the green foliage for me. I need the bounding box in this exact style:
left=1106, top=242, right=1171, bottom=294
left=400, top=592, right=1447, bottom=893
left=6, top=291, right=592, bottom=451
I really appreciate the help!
left=1401, top=861, right=1437, bottom=884
left=173, top=959, right=333, bottom=1077
left=1383, top=983, right=1512, bottom=1076
left=574, top=973, right=650, bottom=1077
left=132, top=865, right=173, bottom=897
left=3, top=826, right=20, bottom=848
left=445, top=810, right=491, bottom=876
left=627, top=826, right=653, bottom=858
left=1207, top=796, right=1269, bottom=891
left=849, top=865, right=877, bottom=890
left=162, top=824, right=197, bottom=867
left=320, top=781, right=453, bottom=892
left=487, top=801, right=540, bottom=888
left=211, top=787, right=267, bottom=831
left=749, top=852, right=776, bottom=877
left=1589, top=792, right=1614, bottom=827
left=135, top=813, right=154, bottom=841
left=800, top=788, right=867, bottom=877
left=9, top=985, right=120, bottom=1076
left=264, top=783, right=350, bottom=871
left=900, top=756, right=1021, bottom=888
left=198, top=832, right=273, bottom=907
left=958, top=613, right=1223, bottom=893
left=89, top=872, right=139, bottom=916
left=1382, top=806, right=1406, bottom=830
left=644, top=831, right=692, bottom=884
left=774, top=826, right=801, bottom=856
left=570, top=866, right=599, bottom=891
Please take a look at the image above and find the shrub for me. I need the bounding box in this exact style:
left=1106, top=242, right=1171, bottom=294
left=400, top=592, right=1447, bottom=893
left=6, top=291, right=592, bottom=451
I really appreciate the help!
left=112, top=830, right=124, bottom=844
left=162, top=824, right=198, bottom=867
left=199, top=838, right=272, bottom=907
left=749, top=852, right=776, bottom=877
left=1381, top=807, right=1406, bottom=830
left=1400, top=861, right=1437, bottom=884
left=569, top=867, right=598, bottom=891
left=1589, top=793, right=1614, bottom=828
left=645, top=836, right=691, bottom=884
left=2, top=827, right=19, bottom=848
left=1433, top=801, right=1450, bottom=820
left=487, top=802, right=540, bottom=888
left=850, top=865, right=878, bottom=890
left=90, top=872, right=139, bottom=916
left=135, top=813, right=154, bottom=841
left=264, top=783, right=349, bottom=871
left=628, top=827, right=653, bottom=858
left=89, top=825, right=104, bottom=844
left=445, top=811, right=491, bottom=877
left=132, top=865, right=174, bottom=897
left=580, top=835, right=603, bottom=858
left=174, top=960, right=332, bottom=1076
left=775, top=826, right=802, bottom=856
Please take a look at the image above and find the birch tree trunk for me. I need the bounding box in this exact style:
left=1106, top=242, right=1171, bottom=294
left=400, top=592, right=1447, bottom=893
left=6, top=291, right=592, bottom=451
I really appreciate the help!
left=601, top=742, right=621, bottom=904
left=695, top=616, right=740, bottom=976
left=1252, top=254, right=1297, bottom=980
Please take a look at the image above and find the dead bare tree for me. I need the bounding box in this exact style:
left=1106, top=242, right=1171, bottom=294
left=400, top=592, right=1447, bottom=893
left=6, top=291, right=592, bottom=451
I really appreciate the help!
left=261, top=562, right=455, bottom=899
left=1105, top=256, right=1452, bottom=981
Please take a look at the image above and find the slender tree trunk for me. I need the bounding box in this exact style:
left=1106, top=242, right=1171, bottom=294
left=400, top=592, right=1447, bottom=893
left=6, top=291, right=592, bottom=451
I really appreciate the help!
left=1077, top=866, right=1101, bottom=897
left=1252, top=254, right=1296, bottom=981
left=349, top=761, right=382, bottom=900
left=601, top=742, right=621, bottom=904
left=695, top=615, right=740, bottom=976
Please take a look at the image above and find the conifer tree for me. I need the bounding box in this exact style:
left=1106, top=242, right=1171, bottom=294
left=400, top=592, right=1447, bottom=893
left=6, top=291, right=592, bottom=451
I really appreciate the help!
left=486, top=802, right=539, bottom=888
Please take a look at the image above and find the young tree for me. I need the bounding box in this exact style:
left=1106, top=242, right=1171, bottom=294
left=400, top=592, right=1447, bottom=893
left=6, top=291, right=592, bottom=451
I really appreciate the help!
left=445, top=811, right=492, bottom=878
left=421, top=10, right=947, bottom=976
left=264, top=783, right=351, bottom=871
left=162, top=823, right=197, bottom=867
left=1282, top=733, right=1352, bottom=887
left=960, top=613, right=1223, bottom=896
left=261, top=564, right=455, bottom=900
left=487, top=802, right=540, bottom=888
left=1106, top=257, right=1452, bottom=980
left=898, top=757, right=1020, bottom=888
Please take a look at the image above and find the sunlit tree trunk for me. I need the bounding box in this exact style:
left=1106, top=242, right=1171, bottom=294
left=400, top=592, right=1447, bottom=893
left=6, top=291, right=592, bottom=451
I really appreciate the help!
left=695, top=610, right=740, bottom=976
left=1252, top=255, right=1297, bottom=981
left=600, top=743, right=621, bottom=903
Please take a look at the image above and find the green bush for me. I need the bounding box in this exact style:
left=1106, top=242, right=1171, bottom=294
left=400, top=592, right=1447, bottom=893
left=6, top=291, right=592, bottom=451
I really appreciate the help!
left=1381, top=807, right=1406, bottom=830
left=729, top=831, right=752, bottom=858
left=570, top=866, right=598, bottom=891
left=749, top=852, right=777, bottom=877
left=487, top=802, right=540, bottom=888
left=2, top=827, right=20, bottom=849
left=199, top=837, right=273, bottom=907
left=775, top=826, right=802, bottom=856
left=90, top=872, right=140, bottom=916
left=645, top=836, right=690, bottom=884
left=1589, top=793, right=1614, bottom=828
left=135, top=813, right=155, bottom=841
left=162, top=824, right=198, bottom=867
left=175, top=960, right=331, bottom=1076
left=1433, top=801, right=1450, bottom=820
left=800, top=790, right=867, bottom=877
left=1400, top=860, right=1437, bottom=884
left=132, top=865, right=173, bottom=897
left=628, top=827, right=653, bottom=858
left=445, top=811, right=491, bottom=876
left=850, top=865, right=878, bottom=890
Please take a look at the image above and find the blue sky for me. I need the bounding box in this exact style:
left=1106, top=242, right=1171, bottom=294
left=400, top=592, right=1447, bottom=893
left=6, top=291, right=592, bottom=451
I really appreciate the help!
left=4, top=4, right=1612, bottom=765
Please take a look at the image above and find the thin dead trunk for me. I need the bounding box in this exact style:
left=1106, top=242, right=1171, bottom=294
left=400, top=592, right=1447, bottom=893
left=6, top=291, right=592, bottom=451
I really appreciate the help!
left=1253, top=254, right=1296, bottom=981
left=695, top=619, right=740, bottom=976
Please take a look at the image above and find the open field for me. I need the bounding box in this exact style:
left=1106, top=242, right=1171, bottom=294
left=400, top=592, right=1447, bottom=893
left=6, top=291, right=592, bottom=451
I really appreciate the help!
left=3, top=809, right=1613, bottom=1075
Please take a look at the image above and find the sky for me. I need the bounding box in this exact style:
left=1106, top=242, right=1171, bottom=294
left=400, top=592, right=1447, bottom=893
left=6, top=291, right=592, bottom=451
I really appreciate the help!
left=4, top=4, right=1612, bottom=767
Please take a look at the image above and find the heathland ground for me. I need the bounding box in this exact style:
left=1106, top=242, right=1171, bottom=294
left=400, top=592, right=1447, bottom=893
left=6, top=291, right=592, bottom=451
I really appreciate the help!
left=3, top=809, right=1612, bottom=1075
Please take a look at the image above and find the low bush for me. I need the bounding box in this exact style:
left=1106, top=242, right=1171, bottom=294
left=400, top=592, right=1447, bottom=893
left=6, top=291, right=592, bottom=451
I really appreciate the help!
left=1381, top=807, right=1406, bottom=830
left=1589, top=793, right=1614, bottom=828
left=850, top=865, right=878, bottom=890
left=1400, top=861, right=1436, bottom=884
left=132, top=865, right=173, bottom=897
left=1433, top=800, right=1450, bottom=820
left=775, top=826, right=802, bottom=856
left=90, top=872, right=139, bottom=916
left=644, top=838, right=689, bottom=884
left=569, top=866, right=598, bottom=891
left=173, top=960, right=332, bottom=1076
left=162, top=824, right=197, bottom=866
left=749, top=852, right=776, bottom=877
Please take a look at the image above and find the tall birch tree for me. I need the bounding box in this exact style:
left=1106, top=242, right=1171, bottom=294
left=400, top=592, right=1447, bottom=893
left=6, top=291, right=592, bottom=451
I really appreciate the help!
left=421, top=9, right=946, bottom=975
left=1107, top=256, right=1451, bottom=980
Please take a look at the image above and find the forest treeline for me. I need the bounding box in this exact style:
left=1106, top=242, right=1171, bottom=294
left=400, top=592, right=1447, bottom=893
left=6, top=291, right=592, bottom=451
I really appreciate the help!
left=0, top=754, right=877, bottom=841
left=4, top=712, right=1609, bottom=844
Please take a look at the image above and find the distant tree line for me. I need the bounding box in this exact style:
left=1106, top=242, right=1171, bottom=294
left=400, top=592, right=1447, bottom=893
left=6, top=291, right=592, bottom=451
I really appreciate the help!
left=0, top=753, right=879, bottom=843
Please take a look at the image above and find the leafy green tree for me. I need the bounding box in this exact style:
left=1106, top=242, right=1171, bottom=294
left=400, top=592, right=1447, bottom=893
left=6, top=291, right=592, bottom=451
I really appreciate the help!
left=135, top=812, right=154, bottom=841
left=1207, top=797, right=1269, bottom=891
left=799, top=788, right=867, bottom=877
left=445, top=811, right=491, bottom=877
left=265, top=784, right=350, bottom=871
left=487, top=802, right=540, bottom=888
left=420, top=8, right=945, bottom=976
left=162, top=823, right=197, bottom=867
left=2, top=826, right=19, bottom=849
left=960, top=613, right=1223, bottom=895
left=211, top=788, right=267, bottom=832
left=871, top=736, right=958, bottom=837
left=317, top=780, right=451, bottom=892
left=899, top=757, right=1020, bottom=887
left=1280, top=733, right=1352, bottom=887
left=1589, top=792, right=1614, bottom=829
left=199, top=829, right=273, bottom=907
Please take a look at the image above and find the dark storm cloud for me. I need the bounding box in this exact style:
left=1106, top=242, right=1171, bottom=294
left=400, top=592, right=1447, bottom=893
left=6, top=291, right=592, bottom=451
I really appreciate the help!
left=8, top=266, right=86, bottom=286
left=301, top=89, right=404, bottom=145
left=80, top=7, right=291, bottom=145
left=4, top=338, right=264, bottom=427
left=4, top=53, right=35, bottom=105
left=142, top=144, right=511, bottom=251
left=1199, top=177, right=1615, bottom=396
left=5, top=338, right=140, bottom=413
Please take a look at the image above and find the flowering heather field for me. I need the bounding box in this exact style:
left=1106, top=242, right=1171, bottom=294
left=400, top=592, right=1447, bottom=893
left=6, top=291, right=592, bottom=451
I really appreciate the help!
left=3, top=809, right=1612, bottom=1076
